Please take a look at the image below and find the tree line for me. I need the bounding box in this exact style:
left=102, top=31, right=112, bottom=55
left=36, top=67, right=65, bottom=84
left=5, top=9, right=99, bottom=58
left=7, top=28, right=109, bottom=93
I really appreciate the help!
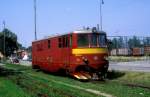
left=0, top=28, right=23, bottom=57
left=109, top=36, right=150, bottom=50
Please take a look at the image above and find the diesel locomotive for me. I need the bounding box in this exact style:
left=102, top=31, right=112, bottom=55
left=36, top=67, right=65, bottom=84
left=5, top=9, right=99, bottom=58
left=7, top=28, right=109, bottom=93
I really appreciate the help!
left=32, top=28, right=109, bottom=80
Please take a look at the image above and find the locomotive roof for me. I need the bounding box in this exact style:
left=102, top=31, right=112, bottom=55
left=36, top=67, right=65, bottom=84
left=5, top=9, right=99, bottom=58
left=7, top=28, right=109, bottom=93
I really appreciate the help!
left=32, top=29, right=106, bottom=43
left=73, top=29, right=106, bottom=34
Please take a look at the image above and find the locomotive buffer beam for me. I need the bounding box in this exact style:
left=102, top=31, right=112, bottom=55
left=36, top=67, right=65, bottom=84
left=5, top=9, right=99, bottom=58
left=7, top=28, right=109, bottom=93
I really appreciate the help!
left=72, top=72, right=92, bottom=80
left=72, top=72, right=102, bottom=81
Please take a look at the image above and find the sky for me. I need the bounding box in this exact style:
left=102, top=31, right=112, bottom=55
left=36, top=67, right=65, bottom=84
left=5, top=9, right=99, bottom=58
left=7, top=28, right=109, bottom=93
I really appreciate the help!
left=0, top=0, right=150, bottom=47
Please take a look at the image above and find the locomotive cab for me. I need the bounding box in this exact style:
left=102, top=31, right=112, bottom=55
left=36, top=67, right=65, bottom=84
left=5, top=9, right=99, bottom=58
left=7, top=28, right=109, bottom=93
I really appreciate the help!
left=71, top=29, right=109, bottom=80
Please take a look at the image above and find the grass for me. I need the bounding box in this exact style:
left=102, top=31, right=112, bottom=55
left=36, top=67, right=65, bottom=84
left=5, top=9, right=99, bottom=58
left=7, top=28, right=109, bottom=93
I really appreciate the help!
left=1, top=64, right=101, bottom=97
left=30, top=70, right=150, bottom=97
left=0, top=63, right=150, bottom=97
left=0, top=77, right=30, bottom=97
left=108, top=56, right=150, bottom=62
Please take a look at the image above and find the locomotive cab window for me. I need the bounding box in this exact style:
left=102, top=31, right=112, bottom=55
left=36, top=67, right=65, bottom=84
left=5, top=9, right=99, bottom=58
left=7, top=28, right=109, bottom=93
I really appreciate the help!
left=91, top=33, right=98, bottom=47
left=77, top=33, right=107, bottom=48
left=65, top=36, right=69, bottom=47
left=70, top=35, right=72, bottom=47
left=77, top=34, right=89, bottom=47
left=99, top=34, right=107, bottom=47
left=58, top=38, right=62, bottom=48
left=63, top=37, right=66, bottom=47
left=58, top=36, right=69, bottom=48
left=62, top=36, right=69, bottom=48
left=48, top=40, right=51, bottom=48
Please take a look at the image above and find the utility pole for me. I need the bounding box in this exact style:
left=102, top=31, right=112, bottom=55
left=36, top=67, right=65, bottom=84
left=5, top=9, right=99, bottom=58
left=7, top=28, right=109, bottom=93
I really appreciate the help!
left=3, top=20, right=6, bottom=56
left=99, top=0, right=104, bottom=31
left=34, top=0, right=37, bottom=40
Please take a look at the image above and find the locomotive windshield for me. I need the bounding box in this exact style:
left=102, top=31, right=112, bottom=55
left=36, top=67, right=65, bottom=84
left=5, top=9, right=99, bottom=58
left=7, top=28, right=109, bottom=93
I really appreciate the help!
left=77, top=34, right=89, bottom=47
left=99, top=34, right=107, bottom=47
left=77, top=33, right=107, bottom=47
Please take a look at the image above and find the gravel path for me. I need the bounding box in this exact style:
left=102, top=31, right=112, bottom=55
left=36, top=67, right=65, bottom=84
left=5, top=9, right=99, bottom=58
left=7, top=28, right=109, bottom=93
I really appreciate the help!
left=109, top=60, right=150, bottom=72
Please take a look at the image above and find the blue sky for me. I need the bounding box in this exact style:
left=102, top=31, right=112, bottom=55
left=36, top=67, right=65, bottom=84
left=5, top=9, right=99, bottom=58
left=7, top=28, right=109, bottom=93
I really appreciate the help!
left=0, top=0, right=150, bottom=47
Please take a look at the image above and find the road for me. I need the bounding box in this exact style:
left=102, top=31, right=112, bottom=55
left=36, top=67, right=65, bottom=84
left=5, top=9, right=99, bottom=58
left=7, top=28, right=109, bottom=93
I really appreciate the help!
left=109, top=60, right=150, bottom=72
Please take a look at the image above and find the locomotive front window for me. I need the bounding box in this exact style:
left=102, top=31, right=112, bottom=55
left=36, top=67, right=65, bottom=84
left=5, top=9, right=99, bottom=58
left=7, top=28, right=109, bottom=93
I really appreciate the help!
left=77, top=33, right=107, bottom=47
left=99, top=34, right=107, bottom=47
left=91, top=34, right=98, bottom=47
left=90, top=33, right=107, bottom=47
left=77, top=34, right=89, bottom=47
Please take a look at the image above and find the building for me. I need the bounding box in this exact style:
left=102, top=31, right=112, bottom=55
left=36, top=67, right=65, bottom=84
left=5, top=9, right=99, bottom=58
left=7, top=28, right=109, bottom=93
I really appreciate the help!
left=0, top=51, right=4, bottom=60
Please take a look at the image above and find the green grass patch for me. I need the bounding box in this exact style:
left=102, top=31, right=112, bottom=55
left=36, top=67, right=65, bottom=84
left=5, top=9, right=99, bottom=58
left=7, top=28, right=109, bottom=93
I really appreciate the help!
left=0, top=64, right=101, bottom=97
left=0, top=63, right=150, bottom=97
left=31, top=71, right=150, bottom=97
left=0, top=77, right=30, bottom=97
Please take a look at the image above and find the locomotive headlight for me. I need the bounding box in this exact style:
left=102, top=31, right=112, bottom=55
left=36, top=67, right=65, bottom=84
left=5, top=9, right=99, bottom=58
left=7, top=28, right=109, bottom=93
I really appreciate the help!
left=82, top=56, right=89, bottom=65
left=104, top=56, right=108, bottom=60
left=82, top=56, right=87, bottom=61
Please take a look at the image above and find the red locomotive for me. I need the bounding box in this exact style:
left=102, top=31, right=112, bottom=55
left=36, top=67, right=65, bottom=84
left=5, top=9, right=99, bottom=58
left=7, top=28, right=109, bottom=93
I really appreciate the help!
left=32, top=28, right=109, bottom=80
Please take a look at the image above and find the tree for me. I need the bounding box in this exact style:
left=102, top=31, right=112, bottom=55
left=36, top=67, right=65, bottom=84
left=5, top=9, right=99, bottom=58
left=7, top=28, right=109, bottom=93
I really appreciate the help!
left=26, top=46, right=32, bottom=53
left=128, top=36, right=141, bottom=48
left=110, top=37, right=123, bottom=49
left=111, top=38, right=118, bottom=49
left=144, top=37, right=150, bottom=46
left=117, top=37, right=124, bottom=48
left=0, top=28, right=19, bottom=57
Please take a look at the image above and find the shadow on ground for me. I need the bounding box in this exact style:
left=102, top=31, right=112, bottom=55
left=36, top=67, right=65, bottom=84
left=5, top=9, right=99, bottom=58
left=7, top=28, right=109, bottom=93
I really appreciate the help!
left=107, top=70, right=125, bottom=80
left=0, top=66, right=21, bottom=76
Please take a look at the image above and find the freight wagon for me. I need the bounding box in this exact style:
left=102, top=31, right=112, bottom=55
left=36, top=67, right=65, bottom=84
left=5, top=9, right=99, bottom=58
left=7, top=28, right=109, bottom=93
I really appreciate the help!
left=144, top=46, right=150, bottom=56
left=32, top=28, right=109, bottom=80
left=110, top=48, right=131, bottom=56
left=110, top=49, right=117, bottom=56
left=132, top=47, right=144, bottom=56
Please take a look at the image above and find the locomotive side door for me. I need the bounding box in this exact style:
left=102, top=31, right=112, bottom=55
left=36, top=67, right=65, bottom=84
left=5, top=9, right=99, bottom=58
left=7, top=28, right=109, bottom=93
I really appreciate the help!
left=61, top=35, right=71, bottom=71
